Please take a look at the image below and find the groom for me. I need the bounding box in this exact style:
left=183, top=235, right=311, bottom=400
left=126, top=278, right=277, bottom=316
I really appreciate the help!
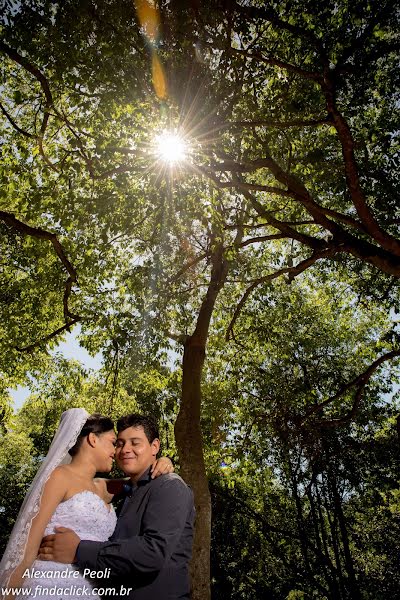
left=39, top=413, right=195, bottom=599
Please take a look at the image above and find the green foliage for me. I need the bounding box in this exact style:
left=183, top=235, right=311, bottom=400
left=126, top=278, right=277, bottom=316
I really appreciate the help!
left=0, top=1, right=399, bottom=598
left=0, top=421, right=38, bottom=555
left=210, top=414, right=400, bottom=599
left=204, top=276, right=400, bottom=598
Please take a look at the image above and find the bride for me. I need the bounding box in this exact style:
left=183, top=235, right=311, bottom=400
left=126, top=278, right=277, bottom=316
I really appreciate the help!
left=0, top=408, right=172, bottom=599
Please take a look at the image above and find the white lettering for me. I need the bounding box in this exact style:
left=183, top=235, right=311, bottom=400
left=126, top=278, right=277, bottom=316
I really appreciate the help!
left=22, top=568, right=81, bottom=579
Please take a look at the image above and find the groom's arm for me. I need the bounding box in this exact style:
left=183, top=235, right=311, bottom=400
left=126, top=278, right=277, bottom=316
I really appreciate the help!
left=76, top=477, right=194, bottom=577
left=102, top=456, right=175, bottom=497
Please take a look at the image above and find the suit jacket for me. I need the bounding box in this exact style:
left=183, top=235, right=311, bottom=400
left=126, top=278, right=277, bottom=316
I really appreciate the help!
left=76, top=469, right=195, bottom=599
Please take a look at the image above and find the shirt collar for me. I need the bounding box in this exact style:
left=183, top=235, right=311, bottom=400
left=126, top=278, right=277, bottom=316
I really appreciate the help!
left=123, top=466, right=153, bottom=495
left=136, top=465, right=153, bottom=486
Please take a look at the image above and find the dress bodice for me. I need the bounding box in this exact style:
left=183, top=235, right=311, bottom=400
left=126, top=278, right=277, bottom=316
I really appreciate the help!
left=44, top=490, right=117, bottom=540
left=24, top=490, right=117, bottom=599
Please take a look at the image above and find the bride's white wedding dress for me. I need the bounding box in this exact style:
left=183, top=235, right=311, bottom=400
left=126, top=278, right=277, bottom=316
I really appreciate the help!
left=23, top=490, right=117, bottom=599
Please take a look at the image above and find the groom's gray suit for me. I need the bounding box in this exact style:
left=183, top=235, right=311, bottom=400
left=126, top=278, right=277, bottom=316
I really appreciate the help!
left=76, top=468, right=195, bottom=599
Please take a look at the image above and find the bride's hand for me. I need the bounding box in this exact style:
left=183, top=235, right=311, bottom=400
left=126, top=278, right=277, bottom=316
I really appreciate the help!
left=151, top=456, right=174, bottom=479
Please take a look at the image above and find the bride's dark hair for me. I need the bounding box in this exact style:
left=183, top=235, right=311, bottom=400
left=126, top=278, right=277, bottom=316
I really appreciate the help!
left=68, top=413, right=114, bottom=456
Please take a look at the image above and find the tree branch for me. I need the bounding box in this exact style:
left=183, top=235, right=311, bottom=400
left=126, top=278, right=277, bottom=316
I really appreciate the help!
left=0, top=41, right=53, bottom=136
left=200, top=163, right=400, bottom=277
left=195, top=164, right=293, bottom=197
left=0, top=210, right=79, bottom=321
left=301, top=349, right=400, bottom=427
left=203, top=156, right=369, bottom=235
left=15, top=319, right=81, bottom=353
left=322, top=73, right=400, bottom=257
left=239, top=234, right=287, bottom=248
left=0, top=100, right=34, bottom=138
left=228, top=117, right=331, bottom=130
left=228, top=46, right=323, bottom=82
left=232, top=0, right=329, bottom=64
left=226, top=248, right=338, bottom=340
left=241, top=189, right=328, bottom=250
left=168, top=252, right=209, bottom=283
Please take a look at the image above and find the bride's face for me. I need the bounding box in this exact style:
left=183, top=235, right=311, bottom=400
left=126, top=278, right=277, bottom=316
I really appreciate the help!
left=92, top=429, right=117, bottom=472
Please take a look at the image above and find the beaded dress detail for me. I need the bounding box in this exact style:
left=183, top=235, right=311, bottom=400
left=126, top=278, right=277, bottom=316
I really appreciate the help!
left=24, top=491, right=117, bottom=599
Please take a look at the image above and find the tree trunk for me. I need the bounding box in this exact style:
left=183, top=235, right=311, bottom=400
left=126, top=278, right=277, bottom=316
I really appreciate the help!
left=176, top=339, right=212, bottom=600
left=331, top=478, right=361, bottom=600
left=174, top=243, right=228, bottom=600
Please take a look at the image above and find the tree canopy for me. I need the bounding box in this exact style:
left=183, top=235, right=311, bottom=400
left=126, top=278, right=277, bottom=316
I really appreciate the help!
left=1, top=1, right=399, bottom=598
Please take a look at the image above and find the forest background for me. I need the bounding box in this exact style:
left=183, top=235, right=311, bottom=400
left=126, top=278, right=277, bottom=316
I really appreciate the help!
left=0, top=1, right=399, bottom=599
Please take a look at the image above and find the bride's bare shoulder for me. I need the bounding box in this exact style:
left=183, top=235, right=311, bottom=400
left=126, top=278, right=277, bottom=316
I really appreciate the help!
left=49, top=465, right=71, bottom=481
left=40, top=466, right=70, bottom=501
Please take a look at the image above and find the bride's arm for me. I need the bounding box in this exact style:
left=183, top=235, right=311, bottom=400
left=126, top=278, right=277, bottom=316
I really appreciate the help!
left=98, top=456, right=175, bottom=501
left=7, top=468, right=68, bottom=592
left=150, top=456, right=175, bottom=479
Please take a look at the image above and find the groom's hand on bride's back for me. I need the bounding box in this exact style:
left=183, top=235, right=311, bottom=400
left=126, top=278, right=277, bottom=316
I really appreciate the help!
left=38, top=526, right=80, bottom=563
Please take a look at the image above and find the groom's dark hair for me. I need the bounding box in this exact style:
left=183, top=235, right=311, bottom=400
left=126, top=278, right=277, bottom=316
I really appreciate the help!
left=116, top=413, right=159, bottom=443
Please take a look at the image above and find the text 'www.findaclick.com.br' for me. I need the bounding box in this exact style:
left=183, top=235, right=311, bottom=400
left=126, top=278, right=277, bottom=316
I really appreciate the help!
left=1, top=585, right=133, bottom=597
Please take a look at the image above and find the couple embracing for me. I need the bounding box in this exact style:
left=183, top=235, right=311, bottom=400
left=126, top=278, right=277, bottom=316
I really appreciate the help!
left=0, top=409, right=195, bottom=599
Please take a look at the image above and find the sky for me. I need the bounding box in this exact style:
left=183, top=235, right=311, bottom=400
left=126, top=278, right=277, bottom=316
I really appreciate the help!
left=9, top=326, right=103, bottom=410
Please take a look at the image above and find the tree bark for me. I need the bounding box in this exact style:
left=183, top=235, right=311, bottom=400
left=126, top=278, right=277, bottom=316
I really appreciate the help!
left=174, top=243, right=228, bottom=600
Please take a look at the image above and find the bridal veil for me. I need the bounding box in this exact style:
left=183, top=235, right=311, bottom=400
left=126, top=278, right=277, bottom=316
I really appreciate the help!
left=0, top=408, right=89, bottom=588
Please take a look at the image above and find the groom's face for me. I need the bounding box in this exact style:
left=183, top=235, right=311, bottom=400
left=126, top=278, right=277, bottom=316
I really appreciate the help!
left=115, top=425, right=160, bottom=481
